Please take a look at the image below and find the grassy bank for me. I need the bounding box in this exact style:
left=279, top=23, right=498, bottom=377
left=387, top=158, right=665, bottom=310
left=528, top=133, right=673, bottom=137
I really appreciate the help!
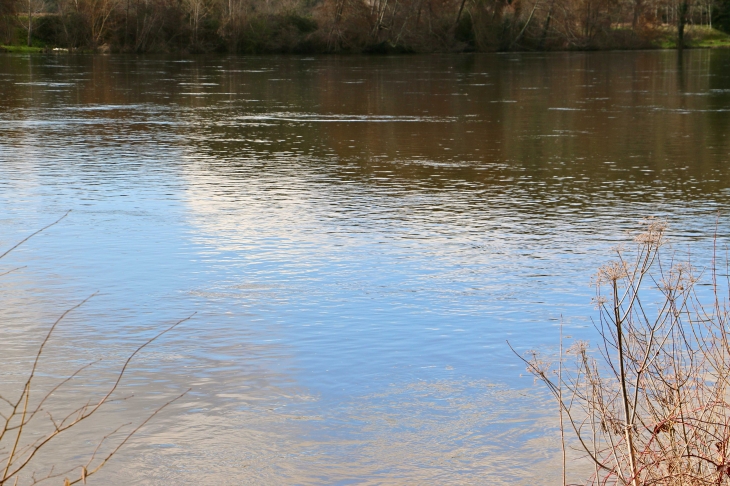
left=0, top=45, right=46, bottom=53
left=657, top=25, right=730, bottom=48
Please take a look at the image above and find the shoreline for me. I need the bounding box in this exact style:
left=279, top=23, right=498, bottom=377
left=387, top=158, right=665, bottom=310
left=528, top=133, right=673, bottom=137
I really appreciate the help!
left=2, top=21, right=729, bottom=55
left=3, top=43, right=730, bottom=55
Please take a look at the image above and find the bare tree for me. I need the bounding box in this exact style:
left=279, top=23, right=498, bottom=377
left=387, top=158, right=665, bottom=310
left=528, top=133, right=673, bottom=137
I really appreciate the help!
left=15, top=0, right=44, bottom=46
left=183, top=0, right=210, bottom=46
left=86, top=0, right=120, bottom=46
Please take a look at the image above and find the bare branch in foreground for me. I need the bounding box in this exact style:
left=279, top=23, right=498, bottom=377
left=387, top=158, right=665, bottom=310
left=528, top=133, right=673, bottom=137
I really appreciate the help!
left=0, top=211, right=71, bottom=261
left=521, top=218, right=730, bottom=485
left=1, top=214, right=193, bottom=485
left=0, top=312, right=194, bottom=485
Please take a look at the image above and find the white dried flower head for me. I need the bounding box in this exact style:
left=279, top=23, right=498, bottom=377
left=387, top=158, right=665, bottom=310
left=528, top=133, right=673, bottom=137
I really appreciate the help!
left=525, top=350, right=551, bottom=378
left=595, top=260, right=631, bottom=285
left=634, top=217, right=668, bottom=246
left=567, top=340, right=589, bottom=355
left=591, top=296, right=608, bottom=309
left=659, top=262, right=698, bottom=292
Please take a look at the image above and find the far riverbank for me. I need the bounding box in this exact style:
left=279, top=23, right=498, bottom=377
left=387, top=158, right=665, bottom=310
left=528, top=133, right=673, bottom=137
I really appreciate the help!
left=2, top=1, right=730, bottom=55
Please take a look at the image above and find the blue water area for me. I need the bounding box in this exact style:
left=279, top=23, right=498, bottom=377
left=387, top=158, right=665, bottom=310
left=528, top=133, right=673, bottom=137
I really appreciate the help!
left=0, top=50, right=729, bottom=484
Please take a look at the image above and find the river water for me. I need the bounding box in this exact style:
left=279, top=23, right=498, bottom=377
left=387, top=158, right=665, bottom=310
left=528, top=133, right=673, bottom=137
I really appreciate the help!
left=1, top=50, right=729, bottom=484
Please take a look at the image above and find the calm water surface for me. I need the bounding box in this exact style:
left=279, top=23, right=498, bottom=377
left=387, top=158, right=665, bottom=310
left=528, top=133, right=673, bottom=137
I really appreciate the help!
left=1, top=50, right=730, bottom=484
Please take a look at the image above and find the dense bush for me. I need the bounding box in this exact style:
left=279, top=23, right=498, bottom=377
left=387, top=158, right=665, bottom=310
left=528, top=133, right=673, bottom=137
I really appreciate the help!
left=226, top=13, right=320, bottom=53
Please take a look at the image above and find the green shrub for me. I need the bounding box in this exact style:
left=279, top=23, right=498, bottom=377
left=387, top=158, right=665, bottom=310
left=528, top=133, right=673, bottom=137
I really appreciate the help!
left=34, top=15, right=64, bottom=46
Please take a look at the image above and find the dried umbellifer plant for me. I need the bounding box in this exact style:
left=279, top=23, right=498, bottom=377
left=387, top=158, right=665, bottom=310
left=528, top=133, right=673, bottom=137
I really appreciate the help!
left=513, top=217, right=730, bottom=486
left=0, top=212, right=191, bottom=485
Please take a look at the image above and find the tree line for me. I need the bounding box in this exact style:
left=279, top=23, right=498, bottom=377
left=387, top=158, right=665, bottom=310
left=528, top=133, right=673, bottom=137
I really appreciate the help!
left=1, top=0, right=729, bottom=53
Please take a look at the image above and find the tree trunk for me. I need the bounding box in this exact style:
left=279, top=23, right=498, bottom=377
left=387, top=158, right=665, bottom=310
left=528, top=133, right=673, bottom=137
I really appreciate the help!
left=27, top=0, right=32, bottom=47
left=454, top=0, right=468, bottom=29
left=538, top=5, right=552, bottom=49
left=709, top=2, right=712, bottom=28
left=678, top=0, right=688, bottom=50
left=125, top=0, right=130, bottom=48
left=510, top=0, right=540, bottom=49
left=632, top=0, right=642, bottom=31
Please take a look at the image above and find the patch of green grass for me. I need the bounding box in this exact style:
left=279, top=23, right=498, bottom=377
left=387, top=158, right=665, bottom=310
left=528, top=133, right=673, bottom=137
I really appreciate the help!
left=654, top=25, right=730, bottom=49
left=0, top=45, right=45, bottom=53
left=689, top=30, right=730, bottom=48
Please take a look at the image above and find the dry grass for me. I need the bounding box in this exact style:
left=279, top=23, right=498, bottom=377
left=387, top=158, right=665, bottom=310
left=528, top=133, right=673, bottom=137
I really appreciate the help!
left=515, top=217, right=730, bottom=485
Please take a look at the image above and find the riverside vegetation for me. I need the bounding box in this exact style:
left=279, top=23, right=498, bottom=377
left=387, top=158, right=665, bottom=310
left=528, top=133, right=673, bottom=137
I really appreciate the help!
left=518, top=219, right=730, bottom=485
left=1, top=0, right=730, bottom=53
left=0, top=213, right=190, bottom=485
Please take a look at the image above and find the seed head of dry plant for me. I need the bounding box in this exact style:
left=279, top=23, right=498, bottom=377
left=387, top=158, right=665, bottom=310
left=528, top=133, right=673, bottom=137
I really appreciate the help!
left=0, top=212, right=191, bottom=485
left=512, top=217, right=730, bottom=486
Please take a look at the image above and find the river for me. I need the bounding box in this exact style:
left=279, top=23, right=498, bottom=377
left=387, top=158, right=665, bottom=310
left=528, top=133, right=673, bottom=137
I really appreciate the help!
left=1, top=50, right=729, bottom=484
